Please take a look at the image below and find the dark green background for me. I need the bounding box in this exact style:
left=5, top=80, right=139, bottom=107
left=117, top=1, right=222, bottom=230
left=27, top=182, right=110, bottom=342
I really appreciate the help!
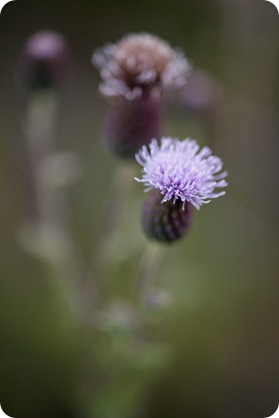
left=0, top=0, right=278, bottom=417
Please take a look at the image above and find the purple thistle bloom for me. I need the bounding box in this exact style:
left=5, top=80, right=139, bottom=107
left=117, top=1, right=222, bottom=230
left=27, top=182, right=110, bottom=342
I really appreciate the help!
left=135, top=137, right=228, bottom=210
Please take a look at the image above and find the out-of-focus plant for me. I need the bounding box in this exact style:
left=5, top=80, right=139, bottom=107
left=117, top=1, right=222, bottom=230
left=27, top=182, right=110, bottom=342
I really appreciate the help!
left=92, top=32, right=191, bottom=159
left=15, top=30, right=228, bottom=418
left=17, top=30, right=100, bottom=318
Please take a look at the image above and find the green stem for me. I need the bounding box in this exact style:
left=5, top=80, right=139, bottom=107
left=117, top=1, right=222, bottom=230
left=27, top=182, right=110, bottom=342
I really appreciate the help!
left=135, top=242, right=164, bottom=305
left=24, top=90, right=102, bottom=320
left=87, top=162, right=136, bottom=296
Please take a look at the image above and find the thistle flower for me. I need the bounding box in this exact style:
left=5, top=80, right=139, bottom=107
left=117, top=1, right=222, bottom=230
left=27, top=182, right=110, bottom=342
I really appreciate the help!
left=92, top=33, right=191, bottom=100
left=135, top=137, right=228, bottom=210
left=135, top=137, right=228, bottom=243
left=93, top=33, right=190, bottom=158
left=19, top=30, right=70, bottom=90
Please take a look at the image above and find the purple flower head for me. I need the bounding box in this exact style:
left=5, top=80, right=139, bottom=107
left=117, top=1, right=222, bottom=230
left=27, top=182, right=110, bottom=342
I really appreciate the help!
left=135, top=137, right=228, bottom=210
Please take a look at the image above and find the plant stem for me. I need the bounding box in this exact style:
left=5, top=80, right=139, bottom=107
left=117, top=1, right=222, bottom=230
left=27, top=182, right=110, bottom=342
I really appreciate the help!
left=87, top=162, right=136, bottom=295
left=24, top=90, right=102, bottom=320
left=135, top=242, right=164, bottom=305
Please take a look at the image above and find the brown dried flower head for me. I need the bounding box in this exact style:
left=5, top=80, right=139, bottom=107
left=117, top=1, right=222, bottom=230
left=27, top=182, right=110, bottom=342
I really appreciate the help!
left=93, top=33, right=191, bottom=100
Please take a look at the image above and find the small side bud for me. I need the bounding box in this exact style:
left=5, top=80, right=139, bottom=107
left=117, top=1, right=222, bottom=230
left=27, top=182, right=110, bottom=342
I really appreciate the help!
left=177, top=69, right=221, bottom=115
left=141, top=190, right=192, bottom=244
left=18, top=30, right=70, bottom=91
left=103, top=94, right=162, bottom=159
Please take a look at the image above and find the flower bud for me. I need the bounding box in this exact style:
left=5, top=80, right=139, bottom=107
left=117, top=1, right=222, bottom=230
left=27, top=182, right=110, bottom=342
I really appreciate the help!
left=141, top=190, right=192, bottom=243
left=177, top=69, right=221, bottom=115
left=19, top=30, right=70, bottom=91
left=103, top=94, right=162, bottom=159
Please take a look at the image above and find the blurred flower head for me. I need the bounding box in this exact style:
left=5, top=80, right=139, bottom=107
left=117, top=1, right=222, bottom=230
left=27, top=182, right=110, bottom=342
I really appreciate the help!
left=93, top=33, right=191, bottom=100
left=19, top=30, right=70, bottom=90
left=135, top=137, right=228, bottom=210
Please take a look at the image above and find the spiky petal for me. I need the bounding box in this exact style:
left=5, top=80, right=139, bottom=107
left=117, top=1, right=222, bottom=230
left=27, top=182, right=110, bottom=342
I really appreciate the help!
left=135, top=137, right=228, bottom=210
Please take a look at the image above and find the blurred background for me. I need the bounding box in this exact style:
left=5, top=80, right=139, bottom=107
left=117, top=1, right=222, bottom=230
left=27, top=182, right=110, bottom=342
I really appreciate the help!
left=0, top=0, right=279, bottom=417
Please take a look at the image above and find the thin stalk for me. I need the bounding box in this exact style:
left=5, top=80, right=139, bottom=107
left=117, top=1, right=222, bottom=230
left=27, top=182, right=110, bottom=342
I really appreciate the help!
left=86, top=162, right=136, bottom=292
left=135, top=242, right=164, bottom=305
left=24, top=90, right=102, bottom=320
